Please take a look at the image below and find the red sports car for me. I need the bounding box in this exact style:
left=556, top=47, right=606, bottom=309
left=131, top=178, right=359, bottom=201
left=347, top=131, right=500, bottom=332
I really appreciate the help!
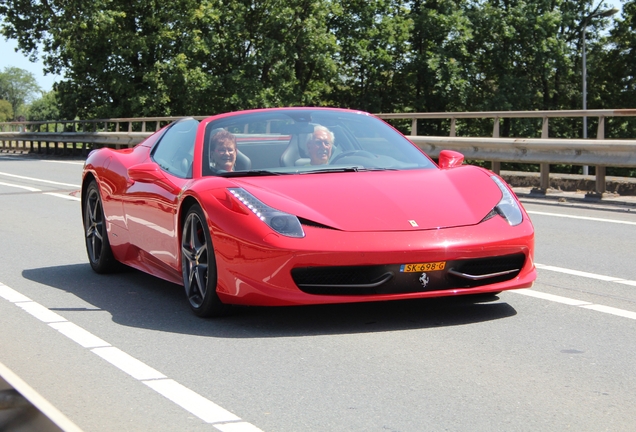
left=82, top=108, right=535, bottom=317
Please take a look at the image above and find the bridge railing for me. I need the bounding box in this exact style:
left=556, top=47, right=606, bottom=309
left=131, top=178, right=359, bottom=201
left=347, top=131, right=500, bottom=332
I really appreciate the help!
left=2, top=109, right=636, bottom=196
left=378, top=109, right=636, bottom=196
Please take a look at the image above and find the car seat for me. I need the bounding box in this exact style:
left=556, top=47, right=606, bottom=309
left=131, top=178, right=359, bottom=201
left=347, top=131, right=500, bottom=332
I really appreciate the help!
left=279, top=124, right=316, bottom=166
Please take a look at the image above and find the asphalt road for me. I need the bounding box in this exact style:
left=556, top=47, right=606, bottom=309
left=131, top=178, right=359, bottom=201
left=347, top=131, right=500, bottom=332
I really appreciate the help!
left=1, top=154, right=635, bottom=432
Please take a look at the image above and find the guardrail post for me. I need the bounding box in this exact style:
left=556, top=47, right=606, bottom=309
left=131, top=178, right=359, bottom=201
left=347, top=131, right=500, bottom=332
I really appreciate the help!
left=587, top=116, right=607, bottom=198
left=596, top=166, right=607, bottom=195
left=449, top=118, right=456, bottom=137
left=491, top=117, right=501, bottom=174
left=411, top=118, right=417, bottom=136
left=532, top=117, right=551, bottom=194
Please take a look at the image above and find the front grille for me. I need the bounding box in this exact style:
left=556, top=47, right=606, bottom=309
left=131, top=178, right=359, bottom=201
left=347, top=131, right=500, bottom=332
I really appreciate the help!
left=454, top=254, right=525, bottom=275
left=291, top=253, right=526, bottom=296
left=291, top=266, right=393, bottom=295
left=447, top=254, right=525, bottom=287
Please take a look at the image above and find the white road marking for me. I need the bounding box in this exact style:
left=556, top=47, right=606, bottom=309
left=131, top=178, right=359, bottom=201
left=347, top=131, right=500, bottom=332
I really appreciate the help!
left=16, top=301, right=67, bottom=323
left=144, top=379, right=241, bottom=423
left=0, top=179, right=80, bottom=201
left=41, top=160, right=85, bottom=165
left=49, top=322, right=110, bottom=348
left=0, top=282, right=264, bottom=430
left=509, top=263, right=636, bottom=320
left=91, top=347, right=166, bottom=380
left=0, top=170, right=80, bottom=188
left=513, top=289, right=636, bottom=321
left=527, top=210, right=636, bottom=225
left=0, top=283, right=31, bottom=302
left=44, top=192, right=81, bottom=201
left=580, top=304, right=636, bottom=320
left=214, top=421, right=270, bottom=432
left=512, top=289, right=592, bottom=306
left=0, top=180, right=41, bottom=192
left=536, top=263, right=636, bottom=285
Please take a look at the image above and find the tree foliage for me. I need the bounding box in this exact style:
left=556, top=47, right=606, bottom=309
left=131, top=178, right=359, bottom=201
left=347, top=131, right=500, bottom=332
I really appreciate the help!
left=0, top=98, right=12, bottom=121
left=0, top=0, right=633, bottom=136
left=26, top=90, right=59, bottom=121
left=0, top=66, right=41, bottom=117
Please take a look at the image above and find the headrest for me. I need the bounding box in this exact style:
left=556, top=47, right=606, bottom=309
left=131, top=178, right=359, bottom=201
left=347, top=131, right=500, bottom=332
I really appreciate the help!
left=278, top=123, right=315, bottom=135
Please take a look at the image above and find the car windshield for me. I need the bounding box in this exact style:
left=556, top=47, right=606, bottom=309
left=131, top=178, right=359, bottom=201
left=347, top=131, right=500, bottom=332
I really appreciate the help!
left=201, top=109, right=436, bottom=176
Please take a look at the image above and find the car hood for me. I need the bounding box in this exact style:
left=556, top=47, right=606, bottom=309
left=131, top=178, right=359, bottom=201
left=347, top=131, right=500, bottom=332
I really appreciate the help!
left=230, top=166, right=503, bottom=232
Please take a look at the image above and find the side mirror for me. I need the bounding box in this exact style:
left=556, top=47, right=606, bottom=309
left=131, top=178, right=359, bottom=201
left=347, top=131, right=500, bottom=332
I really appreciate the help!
left=128, top=163, right=165, bottom=183
left=438, top=150, right=465, bottom=169
left=127, top=162, right=181, bottom=194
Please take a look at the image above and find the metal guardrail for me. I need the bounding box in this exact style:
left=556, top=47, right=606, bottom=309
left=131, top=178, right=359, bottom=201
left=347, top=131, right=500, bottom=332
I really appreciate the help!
left=378, top=109, right=636, bottom=196
left=408, top=136, right=636, bottom=195
left=375, top=108, right=636, bottom=133
left=0, top=117, right=206, bottom=134
left=2, top=109, right=636, bottom=196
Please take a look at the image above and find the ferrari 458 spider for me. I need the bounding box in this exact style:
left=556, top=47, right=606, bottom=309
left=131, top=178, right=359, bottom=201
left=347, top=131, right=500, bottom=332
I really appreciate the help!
left=81, top=108, right=535, bottom=317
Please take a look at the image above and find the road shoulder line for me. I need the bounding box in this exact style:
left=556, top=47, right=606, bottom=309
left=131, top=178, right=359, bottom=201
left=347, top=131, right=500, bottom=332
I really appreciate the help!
left=0, top=282, right=265, bottom=431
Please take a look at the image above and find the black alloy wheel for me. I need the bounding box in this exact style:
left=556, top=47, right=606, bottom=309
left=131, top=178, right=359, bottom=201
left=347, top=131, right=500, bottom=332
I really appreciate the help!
left=84, top=180, right=119, bottom=273
left=181, top=204, right=230, bottom=317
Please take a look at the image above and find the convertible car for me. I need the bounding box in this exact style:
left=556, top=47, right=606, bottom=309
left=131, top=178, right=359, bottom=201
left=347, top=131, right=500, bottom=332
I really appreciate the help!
left=82, top=108, right=535, bottom=317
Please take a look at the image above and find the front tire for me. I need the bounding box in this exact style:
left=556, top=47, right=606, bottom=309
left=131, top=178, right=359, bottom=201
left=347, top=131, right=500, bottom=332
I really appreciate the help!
left=181, top=204, right=230, bottom=317
left=83, top=180, right=119, bottom=273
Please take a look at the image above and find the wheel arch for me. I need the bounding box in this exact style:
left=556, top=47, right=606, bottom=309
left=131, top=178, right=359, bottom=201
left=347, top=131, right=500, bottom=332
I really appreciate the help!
left=81, top=172, right=98, bottom=216
left=179, top=196, right=202, bottom=231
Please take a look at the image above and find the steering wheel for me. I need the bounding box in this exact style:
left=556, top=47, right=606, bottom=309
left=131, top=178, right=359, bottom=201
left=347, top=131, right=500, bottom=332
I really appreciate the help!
left=330, top=150, right=377, bottom=164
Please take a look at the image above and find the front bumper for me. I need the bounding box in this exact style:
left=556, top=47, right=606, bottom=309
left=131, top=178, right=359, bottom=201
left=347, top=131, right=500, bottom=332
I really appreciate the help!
left=213, top=215, right=535, bottom=306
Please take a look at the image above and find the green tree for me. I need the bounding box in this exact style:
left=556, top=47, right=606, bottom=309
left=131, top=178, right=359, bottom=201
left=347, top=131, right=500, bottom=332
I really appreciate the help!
left=402, top=0, right=474, bottom=134
left=589, top=0, right=636, bottom=139
left=328, top=0, right=413, bottom=112
left=0, top=99, right=13, bottom=121
left=0, top=0, right=339, bottom=119
left=0, top=66, right=41, bottom=117
left=26, top=90, right=59, bottom=121
left=1, top=0, right=628, bottom=125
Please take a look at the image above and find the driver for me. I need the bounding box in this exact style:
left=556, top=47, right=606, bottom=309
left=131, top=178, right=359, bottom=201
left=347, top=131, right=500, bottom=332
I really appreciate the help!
left=307, top=125, right=334, bottom=165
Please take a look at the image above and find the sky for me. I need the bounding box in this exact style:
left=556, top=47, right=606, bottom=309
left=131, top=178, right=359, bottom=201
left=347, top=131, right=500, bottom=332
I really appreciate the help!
left=0, top=0, right=627, bottom=93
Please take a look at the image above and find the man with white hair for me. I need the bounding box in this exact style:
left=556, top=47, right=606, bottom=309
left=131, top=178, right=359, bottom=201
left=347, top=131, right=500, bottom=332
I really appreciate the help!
left=306, top=125, right=334, bottom=165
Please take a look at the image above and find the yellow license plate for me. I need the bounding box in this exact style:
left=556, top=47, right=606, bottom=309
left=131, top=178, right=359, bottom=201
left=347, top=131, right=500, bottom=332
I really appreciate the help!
left=400, top=262, right=446, bottom=272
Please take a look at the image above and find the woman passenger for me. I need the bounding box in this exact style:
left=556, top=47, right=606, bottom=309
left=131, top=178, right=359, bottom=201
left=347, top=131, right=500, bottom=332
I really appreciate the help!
left=210, top=130, right=237, bottom=172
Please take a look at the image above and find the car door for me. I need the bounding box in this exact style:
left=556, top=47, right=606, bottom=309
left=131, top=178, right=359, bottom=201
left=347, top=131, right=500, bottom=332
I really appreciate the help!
left=123, top=118, right=199, bottom=275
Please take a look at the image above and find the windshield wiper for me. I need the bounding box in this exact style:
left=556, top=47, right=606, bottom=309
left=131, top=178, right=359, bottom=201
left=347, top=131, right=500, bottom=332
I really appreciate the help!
left=301, top=166, right=360, bottom=174
left=219, top=170, right=286, bottom=177
left=354, top=167, right=399, bottom=172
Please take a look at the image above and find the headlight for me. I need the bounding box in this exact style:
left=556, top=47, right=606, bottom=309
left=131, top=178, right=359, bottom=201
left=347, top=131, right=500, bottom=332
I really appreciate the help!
left=228, top=188, right=305, bottom=238
left=487, top=176, right=523, bottom=226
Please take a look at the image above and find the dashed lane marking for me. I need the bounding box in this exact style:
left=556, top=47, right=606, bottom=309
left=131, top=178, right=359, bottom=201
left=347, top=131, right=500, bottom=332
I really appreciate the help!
left=527, top=210, right=636, bottom=226
left=40, top=160, right=85, bottom=165
left=44, top=192, right=81, bottom=201
left=0, top=180, right=80, bottom=200
left=0, top=282, right=265, bottom=431
left=0, top=180, right=41, bottom=192
left=512, top=289, right=636, bottom=320
left=509, top=263, right=636, bottom=320
left=0, top=171, right=80, bottom=188
left=535, top=263, right=636, bottom=286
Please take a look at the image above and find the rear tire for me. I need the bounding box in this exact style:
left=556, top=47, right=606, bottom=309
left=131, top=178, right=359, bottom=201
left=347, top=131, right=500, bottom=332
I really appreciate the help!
left=83, top=180, right=119, bottom=273
left=181, top=204, right=231, bottom=317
